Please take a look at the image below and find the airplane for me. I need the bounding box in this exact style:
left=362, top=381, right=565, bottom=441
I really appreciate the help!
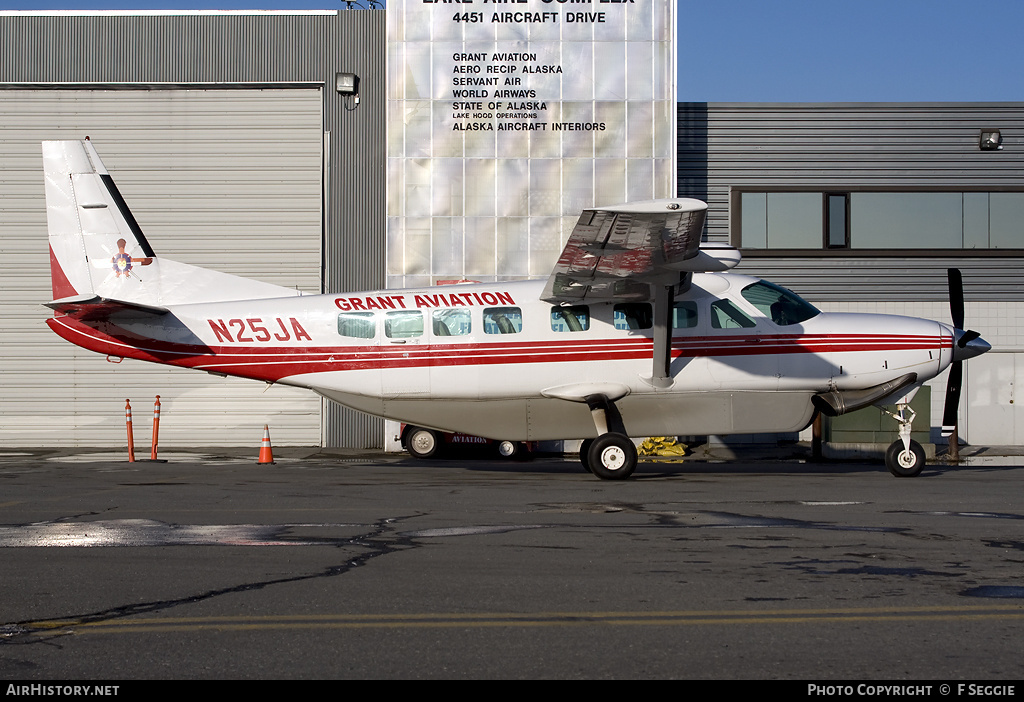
left=41, top=139, right=991, bottom=480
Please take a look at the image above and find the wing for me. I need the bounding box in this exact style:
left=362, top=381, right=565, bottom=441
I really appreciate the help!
left=541, top=199, right=739, bottom=304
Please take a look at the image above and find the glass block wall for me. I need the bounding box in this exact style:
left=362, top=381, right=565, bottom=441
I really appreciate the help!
left=386, top=1, right=676, bottom=288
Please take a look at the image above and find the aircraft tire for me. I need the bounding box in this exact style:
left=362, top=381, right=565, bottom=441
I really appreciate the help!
left=405, top=426, right=442, bottom=460
left=885, top=439, right=925, bottom=478
left=496, top=440, right=524, bottom=460
left=579, top=439, right=594, bottom=473
left=587, top=433, right=637, bottom=480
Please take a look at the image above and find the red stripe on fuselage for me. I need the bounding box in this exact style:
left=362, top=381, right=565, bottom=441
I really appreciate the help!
left=47, top=315, right=951, bottom=383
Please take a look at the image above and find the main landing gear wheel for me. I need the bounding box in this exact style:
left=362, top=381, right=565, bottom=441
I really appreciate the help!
left=587, top=433, right=637, bottom=481
left=496, top=440, right=524, bottom=460
left=885, top=439, right=925, bottom=478
left=405, top=426, right=441, bottom=459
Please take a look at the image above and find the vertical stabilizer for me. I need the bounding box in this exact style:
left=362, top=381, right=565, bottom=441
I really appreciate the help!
left=42, top=139, right=300, bottom=308
left=43, top=139, right=157, bottom=305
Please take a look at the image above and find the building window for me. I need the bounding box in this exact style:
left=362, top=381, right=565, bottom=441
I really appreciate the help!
left=736, top=190, right=1024, bottom=250
left=740, top=192, right=821, bottom=248
left=826, top=193, right=848, bottom=248
left=851, top=193, right=963, bottom=248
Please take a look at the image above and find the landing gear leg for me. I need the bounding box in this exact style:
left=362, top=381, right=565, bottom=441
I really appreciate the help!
left=580, top=395, right=637, bottom=480
left=881, top=402, right=925, bottom=477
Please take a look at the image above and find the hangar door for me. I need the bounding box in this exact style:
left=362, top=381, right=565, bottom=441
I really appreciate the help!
left=1, top=88, right=324, bottom=447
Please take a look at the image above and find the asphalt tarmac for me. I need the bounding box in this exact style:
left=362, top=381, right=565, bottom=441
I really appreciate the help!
left=1, top=448, right=1022, bottom=680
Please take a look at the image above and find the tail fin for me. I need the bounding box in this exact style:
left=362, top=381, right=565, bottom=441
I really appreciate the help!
left=42, top=139, right=299, bottom=310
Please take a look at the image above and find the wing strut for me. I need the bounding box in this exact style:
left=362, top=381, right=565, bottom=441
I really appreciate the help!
left=647, top=272, right=690, bottom=389
left=650, top=284, right=674, bottom=388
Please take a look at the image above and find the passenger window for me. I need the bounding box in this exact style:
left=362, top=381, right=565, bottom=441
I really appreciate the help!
left=672, top=301, right=699, bottom=329
left=550, top=305, right=590, bottom=332
left=432, top=309, right=471, bottom=337
left=337, top=311, right=376, bottom=339
left=710, top=299, right=757, bottom=329
left=483, top=307, right=522, bottom=334
left=614, top=303, right=652, bottom=330
left=384, top=310, right=423, bottom=338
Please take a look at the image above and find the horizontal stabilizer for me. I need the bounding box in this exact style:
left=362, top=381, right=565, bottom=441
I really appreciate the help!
left=46, top=294, right=169, bottom=321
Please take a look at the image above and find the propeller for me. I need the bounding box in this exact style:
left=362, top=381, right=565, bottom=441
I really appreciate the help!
left=941, top=269, right=990, bottom=439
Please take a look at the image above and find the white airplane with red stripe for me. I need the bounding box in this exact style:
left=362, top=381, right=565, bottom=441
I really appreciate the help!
left=42, top=140, right=990, bottom=479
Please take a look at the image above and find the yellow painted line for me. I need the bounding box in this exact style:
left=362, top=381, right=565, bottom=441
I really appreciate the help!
left=21, top=604, right=1024, bottom=635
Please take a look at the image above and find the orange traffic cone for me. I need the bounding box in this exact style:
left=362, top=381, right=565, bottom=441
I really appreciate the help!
left=257, top=425, right=275, bottom=464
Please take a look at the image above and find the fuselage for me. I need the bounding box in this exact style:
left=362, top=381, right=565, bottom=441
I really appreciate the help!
left=47, top=273, right=954, bottom=441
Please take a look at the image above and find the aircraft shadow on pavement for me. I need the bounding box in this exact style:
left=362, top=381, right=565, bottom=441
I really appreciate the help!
left=392, top=454, right=1024, bottom=479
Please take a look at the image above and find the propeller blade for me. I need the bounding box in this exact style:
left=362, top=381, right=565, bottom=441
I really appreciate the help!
left=948, top=268, right=965, bottom=330
left=941, top=361, right=963, bottom=438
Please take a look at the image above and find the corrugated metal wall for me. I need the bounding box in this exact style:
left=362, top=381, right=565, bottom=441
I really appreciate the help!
left=1, top=90, right=324, bottom=448
left=0, top=10, right=387, bottom=448
left=678, top=102, right=1024, bottom=301
left=678, top=102, right=1024, bottom=446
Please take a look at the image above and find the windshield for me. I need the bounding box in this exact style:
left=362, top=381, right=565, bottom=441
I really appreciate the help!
left=740, top=280, right=820, bottom=326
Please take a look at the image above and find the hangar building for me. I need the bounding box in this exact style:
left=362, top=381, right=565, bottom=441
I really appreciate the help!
left=1, top=10, right=385, bottom=448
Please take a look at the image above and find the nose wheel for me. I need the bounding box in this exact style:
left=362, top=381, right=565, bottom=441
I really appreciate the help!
left=885, top=439, right=925, bottom=477
left=881, top=402, right=925, bottom=477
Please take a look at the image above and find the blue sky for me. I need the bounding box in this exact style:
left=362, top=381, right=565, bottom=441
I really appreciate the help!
left=2, top=0, right=1022, bottom=102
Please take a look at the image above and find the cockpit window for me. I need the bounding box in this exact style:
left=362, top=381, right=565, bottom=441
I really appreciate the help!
left=710, top=299, right=757, bottom=329
left=672, top=301, right=699, bottom=329
left=740, top=280, right=820, bottom=326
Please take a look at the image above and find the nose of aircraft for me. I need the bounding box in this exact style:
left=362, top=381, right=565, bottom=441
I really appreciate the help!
left=952, top=329, right=991, bottom=362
